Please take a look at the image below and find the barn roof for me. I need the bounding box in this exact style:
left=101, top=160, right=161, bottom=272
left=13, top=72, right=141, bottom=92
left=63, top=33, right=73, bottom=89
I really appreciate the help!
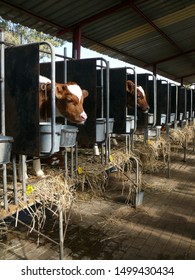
left=1, top=0, right=195, bottom=85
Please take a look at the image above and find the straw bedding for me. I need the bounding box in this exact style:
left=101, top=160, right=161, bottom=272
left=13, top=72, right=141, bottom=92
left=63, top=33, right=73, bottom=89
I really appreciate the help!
left=0, top=124, right=194, bottom=238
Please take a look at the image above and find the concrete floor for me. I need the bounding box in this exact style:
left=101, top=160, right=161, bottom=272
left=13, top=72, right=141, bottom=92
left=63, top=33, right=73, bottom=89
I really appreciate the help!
left=0, top=144, right=195, bottom=260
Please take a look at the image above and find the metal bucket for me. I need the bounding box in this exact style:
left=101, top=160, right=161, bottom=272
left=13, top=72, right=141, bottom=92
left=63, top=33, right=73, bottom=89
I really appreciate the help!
left=148, top=113, right=154, bottom=124
left=126, top=115, right=134, bottom=133
left=161, top=114, right=166, bottom=124
left=96, top=118, right=106, bottom=142
left=108, top=118, right=114, bottom=133
left=0, top=135, right=14, bottom=164
left=179, top=112, right=183, bottom=121
left=136, top=190, right=144, bottom=206
left=170, top=113, right=175, bottom=122
left=60, top=125, right=78, bottom=147
left=40, top=122, right=62, bottom=154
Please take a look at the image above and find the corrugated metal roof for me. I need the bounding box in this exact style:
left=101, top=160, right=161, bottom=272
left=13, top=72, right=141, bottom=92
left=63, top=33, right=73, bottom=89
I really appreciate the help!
left=1, top=0, right=195, bottom=84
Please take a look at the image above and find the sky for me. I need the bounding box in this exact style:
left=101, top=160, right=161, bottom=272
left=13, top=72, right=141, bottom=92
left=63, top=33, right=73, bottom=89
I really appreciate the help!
left=56, top=42, right=150, bottom=73
left=55, top=41, right=180, bottom=84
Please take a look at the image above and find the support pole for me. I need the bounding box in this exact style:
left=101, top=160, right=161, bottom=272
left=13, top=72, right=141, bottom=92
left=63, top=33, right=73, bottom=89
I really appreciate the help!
left=59, top=209, right=64, bottom=260
left=72, top=27, right=81, bottom=59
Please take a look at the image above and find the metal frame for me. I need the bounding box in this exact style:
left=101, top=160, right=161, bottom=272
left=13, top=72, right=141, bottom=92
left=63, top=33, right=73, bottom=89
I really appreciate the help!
left=0, top=37, right=73, bottom=260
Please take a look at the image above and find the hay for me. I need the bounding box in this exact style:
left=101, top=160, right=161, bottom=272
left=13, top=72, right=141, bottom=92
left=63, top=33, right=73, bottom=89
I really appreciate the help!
left=76, top=147, right=142, bottom=197
left=169, top=125, right=195, bottom=146
left=133, top=138, right=169, bottom=173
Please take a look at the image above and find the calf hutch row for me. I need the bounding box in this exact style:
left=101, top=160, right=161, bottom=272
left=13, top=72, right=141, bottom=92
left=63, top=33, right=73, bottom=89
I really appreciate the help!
left=0, top=38, right=195, bottom=259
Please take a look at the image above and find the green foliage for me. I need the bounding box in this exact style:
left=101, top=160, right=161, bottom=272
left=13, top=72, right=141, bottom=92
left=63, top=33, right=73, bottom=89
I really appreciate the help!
left=0, top=17, right=64, bottom=58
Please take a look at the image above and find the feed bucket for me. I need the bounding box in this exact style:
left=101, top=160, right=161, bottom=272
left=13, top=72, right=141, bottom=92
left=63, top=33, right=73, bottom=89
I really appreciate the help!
left=126, top=115, right=134, bottom=133
left=0, top=135, right=14, bottom=164
left=108, top=118, right=114, bottom=133
left=170, top=113, right=175, bottom=122
left=148, top=113, right=154, bottom=124
left=96, top=118, right=106, bottom=142
left=136, top=190, right=144, bottom=206
left=40, top=122, right=61, bottom=154
left=161, top=114, right=166, bottom=124
left=60, top=125, right=78, bottom=147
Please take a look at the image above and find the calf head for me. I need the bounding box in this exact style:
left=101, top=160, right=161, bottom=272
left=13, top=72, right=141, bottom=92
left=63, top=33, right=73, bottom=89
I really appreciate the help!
left=39, top=81, right=88, bottom=124
left=126, top=80, right=150, bottom=113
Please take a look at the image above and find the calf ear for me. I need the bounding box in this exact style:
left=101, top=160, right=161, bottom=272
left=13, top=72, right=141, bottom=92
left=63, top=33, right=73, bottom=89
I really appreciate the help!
left=82, top=89, right=89, bottom=99
left=55, top=84, right=67, bottom=99
left=126, top=80, right=134, bottom=94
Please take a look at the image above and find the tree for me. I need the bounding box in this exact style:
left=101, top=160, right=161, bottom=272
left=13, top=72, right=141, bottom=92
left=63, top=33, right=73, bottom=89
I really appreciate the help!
left=0, top=17, right=64, bottom=58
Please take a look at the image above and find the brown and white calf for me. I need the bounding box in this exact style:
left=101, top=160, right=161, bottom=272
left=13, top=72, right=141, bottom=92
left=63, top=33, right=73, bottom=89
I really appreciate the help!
left=109, top=80, right=150, bottom=147
left=126, top=80, right=149, bottom=112
left=18, top=76, right=88, bottom=180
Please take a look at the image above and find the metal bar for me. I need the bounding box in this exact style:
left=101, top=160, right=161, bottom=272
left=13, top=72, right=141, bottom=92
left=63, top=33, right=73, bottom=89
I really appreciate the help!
left=12, top=154, right=18, bottom=205
left=152, top=75, right=157, bottom=127
left=0, top=30, right=5, bottom=135
left=2, top=164, right=8, bottom=211
left=167, top=143, right=171, bottom=179
left=39, top=42, right=56, bottom=157
left=21, top=155, right=27, bottom=202
left=75, top=142, right=78, bottom=177
left=71, top=147, right=74, bottom=178
left=126, top=67, right=137, bottom=135
left=96, top=58, right=110, bottom=164
left=72, top=27, right=81, bottom=59
left=63, top=47, right=67, bottom=83
left=59, top=209, right=64, bottom=260
left=167, top=82, right=170, bottom=124
left=64, top=148, right=68, bottom=179
left=105, top=60, right=110, bottom=164
left=190, top=89, right=193, bottom=119
left=170, top=83, right=178, bottom=128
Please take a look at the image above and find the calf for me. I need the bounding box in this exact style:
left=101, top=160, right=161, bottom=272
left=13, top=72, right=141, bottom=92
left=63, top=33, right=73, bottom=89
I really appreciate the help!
left=39, top=76, right=88, bottom=123
left=126, top=80, right=150, bottom=112
left=18, top=76, right=88, bottom=180
left=110, top=80, right=150, bottom=147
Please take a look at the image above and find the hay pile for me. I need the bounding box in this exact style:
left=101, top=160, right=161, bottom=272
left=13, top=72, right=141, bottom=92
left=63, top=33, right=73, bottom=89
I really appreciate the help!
left=24, top=171, right=75, bottom=212
left=169, top=125, right=195, bottom=146
left=76, top=146, right=143, bottom=196
left=0, top=164, right=76, bottom=239
left=133, top=138, right=170, bottom=173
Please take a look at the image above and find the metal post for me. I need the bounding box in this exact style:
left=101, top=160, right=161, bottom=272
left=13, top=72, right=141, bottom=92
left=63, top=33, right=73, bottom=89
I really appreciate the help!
left=2, top=164, right=8, bottom=211
left=59, top=209, right=64, bottom=260
left=21, top=155, right=27, bottom=202
left=12, top=154, right=18, bottom=205
left=183, top=136, right=187, bottom=162
left=167, top=143, right=171, bottom=178
left=75, top=142, right=78, bottom=177
left=71, top=147, right=74, bottom=178
left=0, top=30, right=5, bottom=135
left=64, top=148, right=68, bottom=179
